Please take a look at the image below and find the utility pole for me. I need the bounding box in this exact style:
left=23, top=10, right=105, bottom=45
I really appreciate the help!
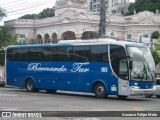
left=98, top=0, right=106, bottom=38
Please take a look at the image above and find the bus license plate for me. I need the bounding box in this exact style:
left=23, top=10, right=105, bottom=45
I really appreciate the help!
left=144, top=91, right=149, bottom=94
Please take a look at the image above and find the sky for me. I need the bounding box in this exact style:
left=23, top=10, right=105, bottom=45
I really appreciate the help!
left=0, top=0, right=56, bottom=25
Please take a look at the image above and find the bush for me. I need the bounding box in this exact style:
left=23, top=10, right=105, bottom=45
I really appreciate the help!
left=151, top=31, right=160, bottom=39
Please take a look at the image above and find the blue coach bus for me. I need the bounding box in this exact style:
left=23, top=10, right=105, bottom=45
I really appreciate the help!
left=5, top=39, right=156, bottom=99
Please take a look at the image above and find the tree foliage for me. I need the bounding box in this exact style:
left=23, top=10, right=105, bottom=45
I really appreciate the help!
left=0, top=7, right=18, bottom=65
left=151, top=31, right=160, bottom=39
left=18, top=14, right=38, bottom=19
left=18, top=8, right=55, bottom=19
left=0, top=26, right=12, bottom=42
left=152, top=44, right=160, bottom=64
left=0, top=7, right=6, bottom=21
left=126, top=0, right=160, bottom=15
left=38, top=8, right=55, bottom=18
left=0, top=26, right=18, bottom=65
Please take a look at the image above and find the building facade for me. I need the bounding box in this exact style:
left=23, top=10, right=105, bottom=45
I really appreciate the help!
left=4, top=0, right=160, bottom=45
left=88, top=0, right=135, bottom=14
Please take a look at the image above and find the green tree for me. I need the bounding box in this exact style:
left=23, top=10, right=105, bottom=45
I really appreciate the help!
left=126, top=0, right=160, bottom=15
left=18, top=7, right=55, bottom=19
left=152, top=44, right=160, bottom=64
left=0, top=26, right=12, bottom=42
left=151, top=31, right=160, bottom=39
left=0, top=7, right=6, bottom=21
left=0, top=26, right=18, bottom=65
left=0, top=7, right=18, bottom=65
left=38, top=8, right=55, bottom=18
left=0, top=7, right=7, bottom=65
left=18, top=14, right=38, bottom=19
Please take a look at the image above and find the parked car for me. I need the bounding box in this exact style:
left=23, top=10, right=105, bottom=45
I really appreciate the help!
left=0, top=77, right=5, bottom=87
left=155, top=75, right=160, bottom=98
left=145, top=75, right=160, bottom=98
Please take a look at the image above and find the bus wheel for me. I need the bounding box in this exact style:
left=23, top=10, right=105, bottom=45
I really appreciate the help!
left=156, top=95, right=160, bottom=98
left=94, top=83, right=108, bottom=99
left=46, top=90, right=57, bottom=93
left=26, top=79, right=36, bottom=92
left=117, top=95, right=128, bottom=99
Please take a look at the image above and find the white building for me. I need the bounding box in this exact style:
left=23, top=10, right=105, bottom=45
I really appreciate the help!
left=88, top=0, right=135, bottom=14
left=4, top=0, right=160, bottom=45
left=88, top=0, right=109, bottom=13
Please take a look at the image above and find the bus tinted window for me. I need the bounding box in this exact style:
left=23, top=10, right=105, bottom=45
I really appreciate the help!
left=91, top=45, right=109, bottom=62
left=42, top=47, right=57, bottom=61
left=42, top=47, right=73, bottom=61
left=28, top=48, right=42, bottom=61
left=7, top=49, right=15, bottom=61
left=7, top=48, right=28, bottom=61
left=73, top=46, right=90, bottom=62
left=57, top=47, right=73, bottom=61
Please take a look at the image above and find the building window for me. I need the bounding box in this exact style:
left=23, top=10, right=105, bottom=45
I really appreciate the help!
left=110, top=32, right=115, bottom=37
left=143, top=34, right=149, bottom=38
left=127, top=34, right=132, bottom=40
left=19, top=34, right=25, bottom=38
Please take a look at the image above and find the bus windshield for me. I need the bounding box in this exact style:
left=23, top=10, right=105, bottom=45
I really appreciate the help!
left=127, top=47, right=155, bottom=81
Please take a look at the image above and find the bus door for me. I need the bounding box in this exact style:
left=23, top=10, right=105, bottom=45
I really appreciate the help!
left=109, top=45, right=130, bottom=96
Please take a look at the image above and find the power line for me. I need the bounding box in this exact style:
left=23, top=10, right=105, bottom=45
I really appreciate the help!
left=2, top=0, right=52, bottom=10
left=0, top=0, right=22, bottom=6
left=2, top=2, right=29, bottom=10
left=6, top=1, right=54, bottom=14
left=7, top=3, right=53, bottom=16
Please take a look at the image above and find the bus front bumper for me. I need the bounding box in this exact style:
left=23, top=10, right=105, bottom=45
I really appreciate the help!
left=130, top=87, right=156, bottom=96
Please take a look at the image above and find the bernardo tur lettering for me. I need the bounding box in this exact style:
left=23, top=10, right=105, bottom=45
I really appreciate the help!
left=27, top=63, right=67, bottom=72
left=27, top=63, right=90, bottom=73
left=71, top=63, right=89, bottom=72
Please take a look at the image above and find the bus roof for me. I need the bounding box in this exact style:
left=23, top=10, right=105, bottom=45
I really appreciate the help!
left=7, top=38, right=148, bottom=49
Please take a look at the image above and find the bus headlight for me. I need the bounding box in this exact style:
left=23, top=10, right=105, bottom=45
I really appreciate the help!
left=132, top=86, right=140, bottom=89
left=152, top=85, right=156, bottom=89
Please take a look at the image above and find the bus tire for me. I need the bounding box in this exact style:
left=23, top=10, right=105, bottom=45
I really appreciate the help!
left=25, top=79, right=36, bottom=92
left=117, top=95, right=128, bottom=99
left=46, top=90, right=57, bottom=93
left=94, top=82, right=108, bottom=99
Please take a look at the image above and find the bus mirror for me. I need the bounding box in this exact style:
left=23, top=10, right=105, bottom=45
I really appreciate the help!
left=129, top=61, right=133, bottom=70
left=127, top=56, right=133, bottom=70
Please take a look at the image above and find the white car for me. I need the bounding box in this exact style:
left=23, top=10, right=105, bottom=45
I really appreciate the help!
left=155, top=76, right=160, bottom=98
left=155, top=85, right=160, bottom=98
left=145, top=76, right=160, bottom=98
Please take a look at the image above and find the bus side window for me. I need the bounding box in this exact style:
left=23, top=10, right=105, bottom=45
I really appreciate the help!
left=42, top=47, right=57, bottom=61
left=14, top=48, right=28, bottom=61
left=57, top=47, right=73, bottom=61
left=42, top=47, right=73, bottom=61
left=73, top=46, right=90, bottom=62
left=91, top=45, right=109, bottom=62
left=27, top=48, right=42, bottom=61
left=7, top=49, right=15, bottom=61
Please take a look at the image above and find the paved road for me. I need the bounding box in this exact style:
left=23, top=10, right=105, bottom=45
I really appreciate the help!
left=0, top=86, right=160, bottom=120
